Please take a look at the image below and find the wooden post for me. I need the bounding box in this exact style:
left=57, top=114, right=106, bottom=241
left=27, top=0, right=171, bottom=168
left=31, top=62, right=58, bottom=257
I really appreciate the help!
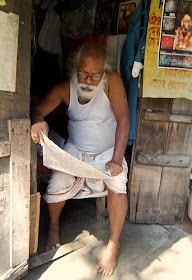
left=29, top=192, right=41, bottom=257
left=96, top=197, right=106, bottom=223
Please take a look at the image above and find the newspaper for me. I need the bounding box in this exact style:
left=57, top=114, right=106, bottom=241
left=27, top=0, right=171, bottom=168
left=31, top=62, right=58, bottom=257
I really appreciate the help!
left=42, top=133, right=111, bottom=179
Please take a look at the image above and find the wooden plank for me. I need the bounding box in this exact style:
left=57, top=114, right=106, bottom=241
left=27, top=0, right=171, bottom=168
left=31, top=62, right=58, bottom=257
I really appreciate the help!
left=29, top=193, right=41, bottom=257
left=28, top=240, right=85, bottom=270
left=30, top=140, right=37, bottom=194
left=136, top=152, right=190, bottom=167
left=0, top=0, right=32, bottom=117
left=136, top=98, right=171, bottom=155
left=13, top=0, right=31, bottom=118
left=129, top=98, right=171, bottom=223
left=145, top=111, right=192, bottom=123
left=156, top=167, right=190, bottom=224
left=0, top=92, right=13, bottom=141
left=0, top=261, right=28, bottom=280
left=0, top=141, right=10, bottom=157
left=188, top=189, right=192, bottom=222
left=130, top=164, right=162, bottom=223
left=96, top=197, right=106, bottom=223
left=0, top=158, right=10, bottom=275
left=9, top=119, right=31, bottom=267
left=156, top=98, right=192, bottom=224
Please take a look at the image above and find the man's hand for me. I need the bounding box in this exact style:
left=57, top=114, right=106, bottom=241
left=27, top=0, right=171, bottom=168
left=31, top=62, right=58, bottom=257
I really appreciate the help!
left=106, top=160, right=123, bottom=176
left=31, top=121, right=49, bottom=144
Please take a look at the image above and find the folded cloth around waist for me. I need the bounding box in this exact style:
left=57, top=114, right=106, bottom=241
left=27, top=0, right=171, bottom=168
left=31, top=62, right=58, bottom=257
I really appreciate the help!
left=43, top=141, right=128, bottom=203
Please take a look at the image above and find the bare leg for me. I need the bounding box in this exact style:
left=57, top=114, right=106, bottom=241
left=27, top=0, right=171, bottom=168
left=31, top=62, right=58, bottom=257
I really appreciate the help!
left=46, top=201, right=66, bottom=251
left=95, top=188, right=127, bottom=276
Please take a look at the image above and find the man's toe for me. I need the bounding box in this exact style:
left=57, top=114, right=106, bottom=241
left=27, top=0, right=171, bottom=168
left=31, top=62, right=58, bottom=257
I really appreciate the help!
left=55, top=243, right=61, bottom=248
left=98, top=267, right=104, bottom=274
left=102, top=270, right=107, bottom=276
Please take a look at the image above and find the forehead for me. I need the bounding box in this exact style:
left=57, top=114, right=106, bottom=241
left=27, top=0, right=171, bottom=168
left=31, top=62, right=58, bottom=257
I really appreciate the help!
left=77, top=53, right=105, bottom=73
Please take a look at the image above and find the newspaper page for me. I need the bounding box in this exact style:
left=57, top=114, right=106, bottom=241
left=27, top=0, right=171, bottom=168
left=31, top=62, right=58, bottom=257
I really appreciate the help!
left=158, top=0, right=192, bottom=70
left=42, top=133, right=111, bottom=180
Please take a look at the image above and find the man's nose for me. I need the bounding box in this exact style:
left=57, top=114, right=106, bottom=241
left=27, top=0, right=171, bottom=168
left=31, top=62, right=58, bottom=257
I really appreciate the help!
left=85, top=76, right=92, bottom=85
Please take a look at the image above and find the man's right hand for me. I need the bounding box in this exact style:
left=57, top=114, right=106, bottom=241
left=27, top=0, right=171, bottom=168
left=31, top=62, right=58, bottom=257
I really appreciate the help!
left=31, top=121, right=49, bottom=144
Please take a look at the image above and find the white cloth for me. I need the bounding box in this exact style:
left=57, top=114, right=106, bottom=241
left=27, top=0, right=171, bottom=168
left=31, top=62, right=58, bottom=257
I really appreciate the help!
left=43, top=144, right=128, bottom=203
left=106, top=35, right=127, bottom=73
left=67, top=80, right=117, bottom=156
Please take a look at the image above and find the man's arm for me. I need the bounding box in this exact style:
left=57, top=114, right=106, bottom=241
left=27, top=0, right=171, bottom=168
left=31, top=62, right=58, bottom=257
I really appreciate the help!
left=106, top=71, right=130, bottom=176
left=31, top=80, right=70, bottom=144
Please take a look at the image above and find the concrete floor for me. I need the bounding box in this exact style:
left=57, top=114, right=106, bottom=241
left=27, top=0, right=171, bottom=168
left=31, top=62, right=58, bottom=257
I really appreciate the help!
left=23, top=198, right=192, bottom=280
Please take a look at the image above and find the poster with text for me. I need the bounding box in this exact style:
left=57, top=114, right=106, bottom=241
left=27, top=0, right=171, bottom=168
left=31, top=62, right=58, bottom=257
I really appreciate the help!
left=158, top=0, right=192, bottom=70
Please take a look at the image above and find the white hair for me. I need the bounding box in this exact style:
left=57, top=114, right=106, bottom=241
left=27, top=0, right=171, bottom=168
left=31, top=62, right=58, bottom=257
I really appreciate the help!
left=66, top=43, right=114, bottom=81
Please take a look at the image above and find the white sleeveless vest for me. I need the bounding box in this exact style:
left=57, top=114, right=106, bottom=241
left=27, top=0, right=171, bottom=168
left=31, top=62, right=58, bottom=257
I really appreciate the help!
left=66, top=80, right=117, bottom=156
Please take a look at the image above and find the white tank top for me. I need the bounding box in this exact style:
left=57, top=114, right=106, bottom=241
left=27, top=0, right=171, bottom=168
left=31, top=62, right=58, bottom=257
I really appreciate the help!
left=66, top=80, right=117, bottom=156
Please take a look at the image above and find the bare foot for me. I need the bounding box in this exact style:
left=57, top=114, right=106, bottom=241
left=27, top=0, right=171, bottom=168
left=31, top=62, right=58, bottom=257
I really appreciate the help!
left=46, top=224, right=61, bottom=252
left=94, top=240, right=119, bottom=276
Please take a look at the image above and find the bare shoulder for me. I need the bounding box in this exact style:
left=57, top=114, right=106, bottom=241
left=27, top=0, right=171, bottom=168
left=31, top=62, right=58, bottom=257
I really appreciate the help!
left=52, top=79, right=70, bottom=106
left=107, top=70, right=129, bottom=120
left=108, top=70, right=126, bottom=98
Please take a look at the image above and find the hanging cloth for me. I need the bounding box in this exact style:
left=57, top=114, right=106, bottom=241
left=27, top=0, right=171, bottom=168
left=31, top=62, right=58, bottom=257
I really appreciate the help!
left=120, top=0, right=150, bottom=145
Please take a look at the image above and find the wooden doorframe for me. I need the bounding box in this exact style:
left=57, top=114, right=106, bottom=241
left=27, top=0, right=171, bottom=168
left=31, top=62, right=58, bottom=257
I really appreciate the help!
left=0, top=1, right=32, bottom=279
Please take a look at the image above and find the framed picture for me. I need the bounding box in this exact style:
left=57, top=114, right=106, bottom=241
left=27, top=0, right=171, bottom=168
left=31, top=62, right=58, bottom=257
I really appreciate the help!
left=117, top=0, right=140, bottom=34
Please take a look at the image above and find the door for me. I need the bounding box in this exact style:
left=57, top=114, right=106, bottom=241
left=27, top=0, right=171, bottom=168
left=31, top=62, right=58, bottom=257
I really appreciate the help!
left=0, top=1, right=31, bottom=279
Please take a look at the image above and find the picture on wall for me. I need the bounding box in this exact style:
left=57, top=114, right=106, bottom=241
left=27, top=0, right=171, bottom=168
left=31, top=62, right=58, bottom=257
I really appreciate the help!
left=158, top=0, right=192, bottom=70
left=117, top=0, right=140, bottom=34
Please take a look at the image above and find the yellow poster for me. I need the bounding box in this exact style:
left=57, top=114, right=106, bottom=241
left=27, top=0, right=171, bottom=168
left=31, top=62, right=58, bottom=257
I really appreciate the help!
left=143, top=0, right=192, bottom=100
left=0, top=0, right=6, bottom=6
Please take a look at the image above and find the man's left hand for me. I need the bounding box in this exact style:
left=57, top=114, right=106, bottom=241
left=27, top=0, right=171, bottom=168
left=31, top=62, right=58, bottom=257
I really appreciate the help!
left=106, top=160, right=123, bottom=176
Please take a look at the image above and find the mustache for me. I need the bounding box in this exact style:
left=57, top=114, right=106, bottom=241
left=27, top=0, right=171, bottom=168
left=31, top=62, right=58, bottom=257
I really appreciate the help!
left=78, top=84, right=97, bottom=91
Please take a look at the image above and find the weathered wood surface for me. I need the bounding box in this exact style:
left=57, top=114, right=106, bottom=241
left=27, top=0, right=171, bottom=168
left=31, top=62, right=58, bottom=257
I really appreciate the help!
left=136, top=152, right=190, bottom=167
left=0, top=261, right=28, bottom=280
left=0, top=141, right=10, bottom=157
left=30, top=140, right=37, bottom=194
left=145, top=111, right=192, bottom=123
left=129, top=98, right=171, bottom=223
left=130, top=165, right=162, bottom=224
left=0, top=92, right=13, bottom=141
left=28, top=240, right=85, bottom=270
left=29, top=193, right=41, bottom=257
left=188, top=189, right=192, bottom=221
left=96, top=197, right=106, bottom=223
left=155, top=98, right=192, bottom=224
left=0, top=1, right=31, bottom=278
left=130, top=97, right=192, bottom=224
left=0, top=0, right=31, bottom=118
left=0, top=158, right=10, bottom=275
left=9, top=119, right=31, bottom=267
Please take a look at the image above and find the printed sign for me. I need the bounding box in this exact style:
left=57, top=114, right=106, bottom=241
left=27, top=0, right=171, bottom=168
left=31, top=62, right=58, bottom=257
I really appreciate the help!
left=143, top=0, right=192, bottom=100
left=158, top=0, right=192, bottom=70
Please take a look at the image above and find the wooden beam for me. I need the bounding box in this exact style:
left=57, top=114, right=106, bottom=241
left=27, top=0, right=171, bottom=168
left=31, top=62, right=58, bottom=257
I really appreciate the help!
left=136, top=152, right=190, bottom=168
left=96, top=197, right=106, bottom=223
left=29, top=193, right=41, bottom=257
left=145, top=111, right=192, bottom=123
left=0, top=141, right=10, bottom=157
left=9, top=119, right=31, bottom=267
left=28, top=240, right=85, bottom=270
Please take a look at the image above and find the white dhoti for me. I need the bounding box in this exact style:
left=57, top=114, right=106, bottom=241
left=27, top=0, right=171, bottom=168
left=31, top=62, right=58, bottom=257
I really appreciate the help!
left=43, top=141, right=128, bottom=203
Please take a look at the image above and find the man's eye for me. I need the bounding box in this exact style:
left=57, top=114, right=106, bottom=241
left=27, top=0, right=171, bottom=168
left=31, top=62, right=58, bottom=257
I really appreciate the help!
left=79, top=72, right=88, bottom=77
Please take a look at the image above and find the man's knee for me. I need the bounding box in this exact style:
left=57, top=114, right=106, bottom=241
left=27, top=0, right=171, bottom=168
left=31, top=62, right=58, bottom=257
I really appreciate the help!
left=107, top=188, right=127, bottom=199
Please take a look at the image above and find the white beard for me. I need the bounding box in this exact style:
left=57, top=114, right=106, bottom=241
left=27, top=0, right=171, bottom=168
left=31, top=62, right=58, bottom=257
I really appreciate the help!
left=71, top=73, right=107, bottom=102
